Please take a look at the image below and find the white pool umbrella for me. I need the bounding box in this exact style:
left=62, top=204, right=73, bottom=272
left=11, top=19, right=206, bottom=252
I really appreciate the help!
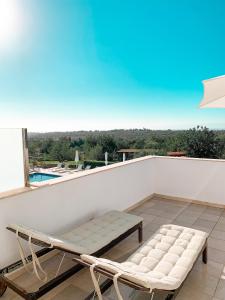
left=105, top=152, right=108, bottom=166
left=123, top=152, right=126, bottom=162
left=75, top=150, right=79, bottom=164
left=200, top=75, right=225, bottom=108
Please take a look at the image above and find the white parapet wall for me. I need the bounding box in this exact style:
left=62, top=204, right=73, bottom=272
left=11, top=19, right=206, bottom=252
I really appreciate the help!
left=1, top=154, right=225, bottom=267
left=0, top=157, right=155, bottom=268
left=0, top=128, right=28, bottom=193
left=154, top=156, right=225, bottom=205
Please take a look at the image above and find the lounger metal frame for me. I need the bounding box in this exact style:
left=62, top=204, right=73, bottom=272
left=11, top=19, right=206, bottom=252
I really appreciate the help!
left=74, top=240, right=207, bottom=300
left=0, top=221, right=143, bottom=300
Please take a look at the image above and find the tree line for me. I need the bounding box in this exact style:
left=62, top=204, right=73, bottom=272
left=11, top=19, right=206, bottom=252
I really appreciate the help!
left=28, top=126, right=225, bottom=163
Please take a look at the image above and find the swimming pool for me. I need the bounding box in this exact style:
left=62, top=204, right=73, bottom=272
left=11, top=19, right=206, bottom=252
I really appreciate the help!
left=29, top=173, right=61, bottom=183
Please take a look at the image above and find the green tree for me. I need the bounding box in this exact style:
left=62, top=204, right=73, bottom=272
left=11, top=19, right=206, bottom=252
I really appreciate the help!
left=165, top=133, right=187, bottom=152
left=185, top=126, right=224, bottom=158
left=98, top=135, right=117, bottom=155
left=49, top=139, right=74, bottom=161
left=133, top=138, right=145, bottom=149
left=87, top=144, right=103, bottom=160
left=144, top=138, right=159, bottom=149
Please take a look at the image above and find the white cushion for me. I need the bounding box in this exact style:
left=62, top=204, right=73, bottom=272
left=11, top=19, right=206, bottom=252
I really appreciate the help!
left=81, top=224, right=208, bottom=291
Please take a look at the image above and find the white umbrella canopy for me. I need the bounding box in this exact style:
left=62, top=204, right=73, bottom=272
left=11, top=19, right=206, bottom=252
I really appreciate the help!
left=105, top=152, right=108, bottom=166
left=75, top=150, right=79, bottom=163
left=200, top=75, right=225, bottom=108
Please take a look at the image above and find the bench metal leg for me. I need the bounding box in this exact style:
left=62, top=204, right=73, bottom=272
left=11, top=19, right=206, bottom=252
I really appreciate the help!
left=165, top=293, right=175, bottom=300
left=0, top=277, right=7, bottom=297
left=138, top=222, right=143, bottom=243
left=202, top=245, right=207, bottom=264
left=165, top=289, right=177, bottom=300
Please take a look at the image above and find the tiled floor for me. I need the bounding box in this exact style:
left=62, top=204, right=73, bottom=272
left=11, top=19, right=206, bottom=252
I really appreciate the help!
left=2, top=196, right=225, bottom=299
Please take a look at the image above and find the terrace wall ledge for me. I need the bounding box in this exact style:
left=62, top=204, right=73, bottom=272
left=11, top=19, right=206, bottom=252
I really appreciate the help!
left=1, top=155, right=225, bottom=200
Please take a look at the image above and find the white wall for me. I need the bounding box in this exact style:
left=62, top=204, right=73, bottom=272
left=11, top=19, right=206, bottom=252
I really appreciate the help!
left=155, top=156, right=225, bottom=205
left=0, top=129, right=26, bottom=193
left=0, top=157, right=155, bottom=268
left=2, top=154, right=225, bottom=268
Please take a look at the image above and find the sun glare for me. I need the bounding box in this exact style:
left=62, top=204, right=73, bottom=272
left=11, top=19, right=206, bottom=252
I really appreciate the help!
left=0, top=0, right=24, bottom=50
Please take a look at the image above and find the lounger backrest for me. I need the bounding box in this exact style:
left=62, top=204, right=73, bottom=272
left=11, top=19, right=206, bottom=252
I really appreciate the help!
left=9, top=224, right=57, bottom=245
left=8, top=224, right=86, bottom=254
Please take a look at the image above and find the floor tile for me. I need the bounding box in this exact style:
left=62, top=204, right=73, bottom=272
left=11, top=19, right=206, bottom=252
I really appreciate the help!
left=150, top=216, right=173, bottom=225
left=0, top=288, right=21, bottom=300
left=191, top=224, right=212, bottom=234
left=51, top=285, right=86, bottom=300
left=208, top=238, right=225, bottom=252
left=214, top=278, right=225, bottom=300
left=175, top=214, right=198, bottom=225
left=194, top=219, right=217, bottom=230
left=214, top=224, right=225, bottom=232
left=176, top=285, right=213, bottom=300
left=200, top=213, right=221, bottom=222
left=173, top=219, right=198, bottom=227
left=143, top=222, right=161, bottom=233
left=204, top=207, right=223, bottom=216
left=138, top=213, right=157, bottom=225
left=193, top=258, right=223, bottom=279
left=144, top=208, right=163, bottom=216
left=183, top=268, right=219, bottom=296
left=208, top=247, right=225, bottom=264
left=185, top=204, right=207, bottom=213
left=210, top=230, right=225, bottom=241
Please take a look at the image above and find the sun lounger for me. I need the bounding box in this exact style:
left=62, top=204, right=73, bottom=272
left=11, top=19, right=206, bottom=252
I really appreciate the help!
left=50, top=163, right=63, bottom=172
left=56, top=163, right=71, bottom=173
left=75, top=224, right=208, bottom=300
left=74, top=164, right=83, bottom=172
left=0, top=211, right=143, bottom=299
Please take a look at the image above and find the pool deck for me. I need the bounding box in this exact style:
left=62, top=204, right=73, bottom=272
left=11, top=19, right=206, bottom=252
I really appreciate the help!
left=29, top=168, right=81, bottom=186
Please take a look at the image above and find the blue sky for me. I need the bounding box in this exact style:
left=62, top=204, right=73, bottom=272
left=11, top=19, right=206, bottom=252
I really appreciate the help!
left=0, top=0, right=225, bottom=131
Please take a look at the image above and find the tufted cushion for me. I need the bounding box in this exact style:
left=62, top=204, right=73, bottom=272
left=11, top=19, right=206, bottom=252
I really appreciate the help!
left=60, top=210, right=142, bottom=254
left=8, top=211, right=143, bottom=255
left=81, top=224, right=208, bottom=291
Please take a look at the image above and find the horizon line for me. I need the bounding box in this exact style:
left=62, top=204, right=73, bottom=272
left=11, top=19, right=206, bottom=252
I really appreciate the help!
left=28, top=127, right=225, bottom=134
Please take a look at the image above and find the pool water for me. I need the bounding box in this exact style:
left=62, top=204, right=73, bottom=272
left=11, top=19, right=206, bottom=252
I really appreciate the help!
left=29, top=173, right=61, bottom=183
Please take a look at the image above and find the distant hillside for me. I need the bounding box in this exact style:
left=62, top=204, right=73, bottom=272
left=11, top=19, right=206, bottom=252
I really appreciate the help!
left=28, top=129, right=187, bottom=141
